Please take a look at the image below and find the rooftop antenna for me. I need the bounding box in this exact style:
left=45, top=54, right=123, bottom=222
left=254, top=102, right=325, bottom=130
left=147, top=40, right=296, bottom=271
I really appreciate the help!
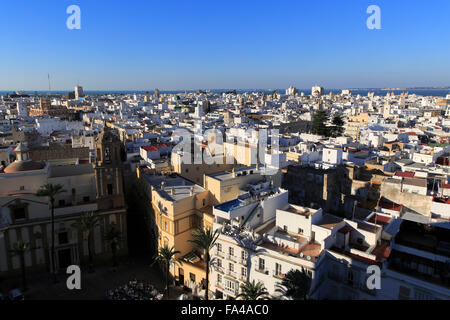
left=47, top=73, right=51, bottom=95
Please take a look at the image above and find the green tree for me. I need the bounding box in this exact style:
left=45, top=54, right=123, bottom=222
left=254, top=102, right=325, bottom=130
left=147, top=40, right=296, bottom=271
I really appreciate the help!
left=36, top=183, right=66, bottom=281
left=10, top=240, right=30, bottom=291
left=188, top=227, right=220, bottom=300
left=72, top=212, right=100, bottom=272
left=311, top=110, right=330, bottom=137
left=275, top=268, right=312, bottom=300
left=236, top=280, right=269, bottom=300
left=330, top=114, right=345, bottom=137
left=103, top=224, right=122, bottom=268
left=152, top=244, right=182, bottom=300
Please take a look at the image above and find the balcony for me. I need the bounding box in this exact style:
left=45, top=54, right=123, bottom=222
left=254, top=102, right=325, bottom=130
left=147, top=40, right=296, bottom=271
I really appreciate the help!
left=227, top=254, right=238, bottom=262
left=226, top=270, right=238, bottom=278
left=216, top=250, right=225, bottom=258
left=255, top=268, right=269, bottom=275
left=239, top=258, right=248, bottom=266
left=214, top=266, right=224, bottom=273
left=272, top=270, right=285, bottom=279
left=239, top=273, right=247, bottom=281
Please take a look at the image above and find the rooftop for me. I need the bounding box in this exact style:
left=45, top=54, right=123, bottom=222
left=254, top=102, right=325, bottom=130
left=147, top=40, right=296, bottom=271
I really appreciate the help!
left=316, top=214, right=343, bottom=230
left=144, top=174, right=205, bottom=201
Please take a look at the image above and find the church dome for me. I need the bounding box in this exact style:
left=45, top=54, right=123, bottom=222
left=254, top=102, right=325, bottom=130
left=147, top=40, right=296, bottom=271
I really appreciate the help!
left=4, top=160, right=45, bottom=173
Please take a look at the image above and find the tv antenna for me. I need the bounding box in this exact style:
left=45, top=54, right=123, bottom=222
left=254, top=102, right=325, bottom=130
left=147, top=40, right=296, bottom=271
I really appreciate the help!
left=47, top=73, right=51, bottom=94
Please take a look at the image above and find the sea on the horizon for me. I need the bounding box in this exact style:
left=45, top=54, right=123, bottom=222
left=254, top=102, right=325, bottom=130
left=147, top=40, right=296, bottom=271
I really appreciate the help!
left=1, top=88, right=449, bottom=97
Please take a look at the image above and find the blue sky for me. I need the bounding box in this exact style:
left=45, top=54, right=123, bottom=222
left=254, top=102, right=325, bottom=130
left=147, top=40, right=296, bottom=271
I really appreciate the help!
left=1, top=0, right=449, bottom=90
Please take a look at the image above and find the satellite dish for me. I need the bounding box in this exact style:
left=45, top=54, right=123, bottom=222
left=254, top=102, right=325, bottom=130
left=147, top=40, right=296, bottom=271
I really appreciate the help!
left=306, top=256, right=311, bottom=261
left=300, top=253, right=304, bottom=257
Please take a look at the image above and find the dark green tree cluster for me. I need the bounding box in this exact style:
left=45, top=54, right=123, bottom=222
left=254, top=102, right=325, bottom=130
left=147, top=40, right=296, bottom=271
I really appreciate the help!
left=311, top=111, right=344, bottom=138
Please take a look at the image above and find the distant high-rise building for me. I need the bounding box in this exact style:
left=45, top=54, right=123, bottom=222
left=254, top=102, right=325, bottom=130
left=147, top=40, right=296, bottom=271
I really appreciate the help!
left=286, top=86, right=298, bottom=96
left=74, top=85, right=84, bottom=99
left=312, top=85, right=324, bottom=97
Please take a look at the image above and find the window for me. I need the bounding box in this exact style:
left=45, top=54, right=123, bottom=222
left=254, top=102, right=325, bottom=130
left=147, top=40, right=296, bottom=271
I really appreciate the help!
left=224, top=279, right=237, bottom=294
left=19, top=186, right=24, bottom=191
left=185, top=169, right=189, bottom=173
left=83, top=196, right=90, bottom=202
left=202, top=199, right=206, bottom=206
left=217, top=243, right=222, bottom=252
left=283, top=225, right=288, bottom=232
left=241, top=250, right=247, bottom=260
left=275, top=263, right=282, bottom=276
left=190, top=273, right=196, bottom=282
left=229, top=263, right=234, bottom=272
left=58, top=232, right=69, bottom=244
left=12, top=207, right=26, bottom=220
left=347, top=270, right=354, bottom=285
left=164, top=222, right=168, bottom=231
left=298, top=228, right=304, bottom=234
left=241, top=267, right=247, bottom=277
left=415, top=289, right=433, bottom=300
left=229, top=247, right=234, bottom=257
left=398, top=286, right=410, bottom=300
left=58, top=199, right=65, bottom=207
left=107, top=184, right=113, bottom=195
left=105, top=147, right=111, bottom=162
left=217, top=274, right=222, bottom=283
left=217, top=259, right=222, bottom=268
left=258, top=258, right=265, bottom=271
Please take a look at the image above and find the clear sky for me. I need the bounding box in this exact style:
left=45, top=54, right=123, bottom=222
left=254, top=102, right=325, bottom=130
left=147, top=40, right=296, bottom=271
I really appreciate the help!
left=1, top=0, right=449, bottom=91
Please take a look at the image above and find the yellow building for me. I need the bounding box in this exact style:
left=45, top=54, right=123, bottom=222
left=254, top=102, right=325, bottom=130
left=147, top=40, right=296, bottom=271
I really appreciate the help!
left=345, top=113, right=370, bottom=141
left=204, top=165, right=281, bottom=205
left=141, top=172, right=213, bottom=291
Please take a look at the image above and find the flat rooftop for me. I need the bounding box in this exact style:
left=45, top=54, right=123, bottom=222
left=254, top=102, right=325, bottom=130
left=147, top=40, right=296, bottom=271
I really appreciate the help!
left=316, top=214, right=343, bottom=230
left=279, top=203, right=315, bottom=217
left=208, top=166, right=260, bottom=181
left=144, top=174, right=205, bottom=201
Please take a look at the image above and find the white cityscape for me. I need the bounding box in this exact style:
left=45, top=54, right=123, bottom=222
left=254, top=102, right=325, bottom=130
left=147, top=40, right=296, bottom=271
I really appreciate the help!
left=0, top=85, right=449, bottom=301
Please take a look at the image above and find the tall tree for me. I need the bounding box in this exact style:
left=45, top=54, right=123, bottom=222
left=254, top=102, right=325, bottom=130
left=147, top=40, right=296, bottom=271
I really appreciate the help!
left=36, top=183, right=66, bottom=282
left=311, top=110, right=330, bottom=137
left=237, top=280, right=269, bottom=300
left=72, top=211, right=100, bottom=272
left=104, top=224, right=122, bottom=268
left=330, top=114, right=345, bottom=137
left=152, top=244, right=182, bottom=300
left=10, top=240, right=30, bottom=291
left=275, top=268, right=312, bottom=300
left=188, top=227, right=220, bottom=300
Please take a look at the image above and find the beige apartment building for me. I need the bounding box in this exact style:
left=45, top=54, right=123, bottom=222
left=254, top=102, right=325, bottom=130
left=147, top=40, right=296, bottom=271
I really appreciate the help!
left=205, top=165, right=282, bottom=205
left=140, top=171, right=213, bottom=292
left=345, top=113, right=370, bottom=141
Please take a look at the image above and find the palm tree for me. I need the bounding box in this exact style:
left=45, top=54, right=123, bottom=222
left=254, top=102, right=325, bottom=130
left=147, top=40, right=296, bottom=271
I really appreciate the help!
left=36, top=183, right=66, bottom=281
left=275, top=268, right=312, bottom=300
left=188, top=227, right=219, bottom=300
left=10, top=240, right=30, bottom=291
left=237, top=280, right=269, bottom=300
left=152, top=244, right=182, bottom=300
left=104, top=224, right=122, bottom=267
left=72, top=211, right=100, bottom=272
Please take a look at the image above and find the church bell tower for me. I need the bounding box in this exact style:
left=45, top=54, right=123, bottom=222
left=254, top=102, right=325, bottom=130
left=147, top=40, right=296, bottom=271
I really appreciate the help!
left=94, top=124, right=125, bottom=210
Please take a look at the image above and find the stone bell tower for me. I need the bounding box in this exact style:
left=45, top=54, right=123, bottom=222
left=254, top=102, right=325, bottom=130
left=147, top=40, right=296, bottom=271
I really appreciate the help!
left=94, top=124, right=125, bottom=210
